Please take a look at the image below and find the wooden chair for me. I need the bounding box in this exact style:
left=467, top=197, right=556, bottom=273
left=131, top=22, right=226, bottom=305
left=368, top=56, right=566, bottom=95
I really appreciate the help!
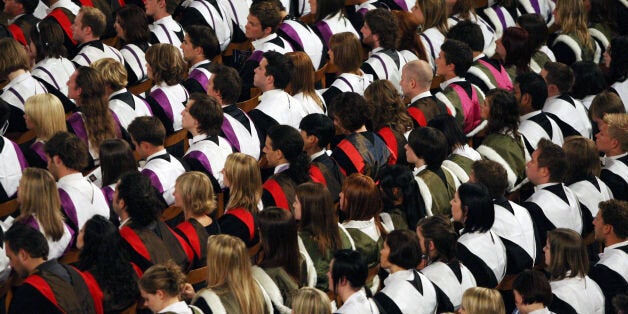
left=59, top=248, right=81, bottom=265
left=0, top=199, right=18, bottom=218
left=315, top=63, right=328, bottom=89
left=496, top=274, right=517, bottom=291
left=164, top=129, right=190, bottom=153
left=237, top=95, right=260, bottom=113
left=128, top=79, right=154, bottom=96
left=222, top=40, right=253, bottom=58
left=186, top=266, right=209, bottom=286
left=103, top=36, right=121, bottom=49
left=212, top=54, right=223, bottom=64
left=431, top=75, right=445, bottom=90
left=161, top=205, right=183, bottom=223
left=215, top=192, right=225, bottom=219
left=120, top=303, right=137, bottom=314
left=5, top=129, right=35, bottom=145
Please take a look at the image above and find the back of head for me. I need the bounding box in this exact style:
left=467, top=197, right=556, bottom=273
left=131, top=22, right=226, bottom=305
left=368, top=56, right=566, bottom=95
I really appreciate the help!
left=341, top=173, right=382, bottom=221
left=446, top=20, right=484, bottom=52
left=416, top=215, right=458, bottom=263
left=18, top=168, right=61, bottom=223
left=603, top=113, right=628, bottom=152
left=249, top=1, right=281, bottom=32
left=24, top=94, right=67, bottom=141
left=299, top=113, right=335, bottom=149
left=329, top=32, right=363, bottom=73
left=598, top=200, right=628, bottom=239
left=5, top=223, right=49, bottom=260
left=175, top=171, right=216, bottom=216
left=378, top=164, right=423, bottom=228
left=543, top=62, right=574, bottom=94
left=403, top=60, right=433, bottom=91
left=115, top=4, right=150, bottom=45
left=91, top=58, right=128, bottom=91
left=364, top=79, right=411, bottom=134
left=0, top=37, right=30, bottom=79
left=461, top=287, right=506, bottom=314
left=206, top=234, right=250, bottom=287
left=223, top=153, right=262, bottom=212
left=458, top=182, right=494, bottom=233
left=562, top=136, right=600, bottom=184
left=407, top=127, right=448, bottom=167
left=139, top=261, right=186, bottom=297
left=29, top=18, right=68, bottom=61
left=364, top=9, right=398, bottom=49
left=292, top=287, right=332, bottom=314
left=329, top=92, right=370, bottom=132
left=267, top=124, right=304, bottom=162
left=188, top=93, right=223, bottom=136
left=471, top=160, right=508, bottom=198
left=417, top=0, right=448, bottom=33
left=18, top=0, right=38, bottom=14
left=118, top=172, right=161, bottom=227
left=75, top=66, right=107, bottom=106
left=208, top=64, right=242, bottom=105
left=286, top=51, right=316, bottom=95
left=385, top=229, right=421, bottom=269
left=440, top=39, right=473, bottom=76
left=44, top=131, right=89, bottom=172
left=184, top=25, right=220, bottom=60
left=257, top=207, right=300, bottom=279
left=589, top=91, right=626, bottom=122
left=145, top=43, right=186, bottom=85
left=331, top=249, right=368, bottom=291
left=517, top=14, right=549, bottom=50
left=515, top=72, right=547, bottom=111
left=570, top=61, right=606, bottom=99
left=99, top=139, right=137, bottom=186
left=427, top=114, right=467, bottom=151
left=502, top=27, right=531, bottom=71
left=127, top=116, right=166, bottom=147
left=485, top=88, right=520, bottom=135
left=609, top=35, right=628, bottom=82
left=79, top=7, right=106, bottom=38
left=316, top=0, right=344, bottom=22
left=546, top=228, right=588, bottom=280
left=263, top=51, right=292, bottom=89
left=295, top=182, right=340, bottom=251
left=536, top=138, right=567, bottom=182
left=512, top=269, right=553, bottom=307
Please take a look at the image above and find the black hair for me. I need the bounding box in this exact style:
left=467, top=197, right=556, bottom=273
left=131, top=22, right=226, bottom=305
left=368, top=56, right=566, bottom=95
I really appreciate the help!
left=127, top=116, right=166, bottom=146
left=331, top=249, right=368, bottom=291
left=440, top=39, right=473, bottom=76
left=208, top=64, right=242, bottom=105
left=385, top=230, right=421, bottom=269
left=299, top=113, right=335, bottom=149
left=5, top=223, right=49, bottom=259
left=512, top=269, right=553, bottom=306
left=184, top=25, right=220, bottom=60
left=263, top=51, right=292, bottom=89
left=608, top=36, right=628, bottom=83
left=267, top=124, right=310, bottom=184
left=427, top=114, right=467, bottom=152
left=407, top=127, right=448, bottom=167
left=458, top=182, right=494, bottom=234
left=515, top=72, right=547, bottom=110
left=117, top=172, right=162, bottom=228
left=570, top=61, right=607, bottom=100
left=100, top=139, right=138, bottom=186
left=188, top=93, right=223, bottom=136
left=517, top=14, right=548, bottom=50
left=446, top=20, right=484, bottom=52
left=329, top=92, right=370, bottom=132
left=378, top=165, right=424, bottom=229
left=315, top=0, right=345, bottom=23
left=485, top=88, right=520, bottom=136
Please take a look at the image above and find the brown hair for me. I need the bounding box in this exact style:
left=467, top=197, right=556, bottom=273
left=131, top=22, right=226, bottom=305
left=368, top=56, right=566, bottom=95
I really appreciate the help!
left=287, top=52, right=324, bottom=111
left=562, top=136, right=601, bottom=184
left=329, top=32, right=363, bottom=73
left=0, top=38, right=30, bottom=78
left=145, top=43, right=186, bottom=85
left=78, top=6, right=106, bottom=38
left=341, top=173, right=382, bottom=221
left=416, top=0, right=448, bottom=34
left=91, top=58, right=128, bottom=91
left=296, top=183, right=342, bottom=255
left=139, top=260, right=186, bottom=296
left=364, top=80, right=413, bottom=134
left=546, top=228, right=588, bottom=280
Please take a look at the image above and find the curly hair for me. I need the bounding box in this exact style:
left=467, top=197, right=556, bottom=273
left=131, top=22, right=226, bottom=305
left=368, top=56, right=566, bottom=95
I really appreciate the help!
left=484, top=88, right=520, bottom=137
left=364, top=80, right=413, bottom=134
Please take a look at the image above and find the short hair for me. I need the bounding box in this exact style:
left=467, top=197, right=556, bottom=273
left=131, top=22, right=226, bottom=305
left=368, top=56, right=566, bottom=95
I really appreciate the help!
left=115, top=5, right=150, bottom=45
left=184, top=25, right=220, bottom=60
left=407, top=127, right=448, bottom=167
left=329, top=92, right=370, bottom=132
left=416, top=215, right=458, bottom=263
left=471, top=160, right=508, bottom=198
left=0, top=38, right=30, bottom=78
left=446, top=20, right=484, bottom=52
left=78, top=7, right=107, bottom=38
left=598, top=200, right=628, bottom=239
left=461, top=287, right=506, bottom=314
left=5, top=223, right=49, bottom=259
left=91, top=58, right=128, bottom=90
left=604, top=113, right=628, bottom=151
left=267, top=124, right=310, bottom=184
left=263, top=51, right=292, bottom=89
left=29, top=19, right=68, bottom=61
left=608, top=35, right=628, bottom=83
left=427, top=114, right=467, bottom=151
left=458, top=182, right=494, bottom=233
left=363, top=9, right=398, bottom=50
left=292, top=287, right=331, bottom=314
left=517, top=14, right=549, bottom=50
left=331, top=249, right=368, bottom=290
left=536, top=138, right=566, bottom=182
left=440, top=39, right=473, bottom=76
left=99, top=139, right=137, bottom=186
left=17, top=0, right=38, bottom=14
left=385, top=230, right=421, bottom=269
left=329, top=32, right=363, bottom=73
left=249, top=1, right=281, bottom=32
left=543, top=62, right=574, bottom=94
left=44, top=132, right=89, bottom=171
left=139, top=261, right=186, bottom=296
left=299, top=113, right=335, bottom=149
left=187, top=93, right=223, bottom=136
left=589, top=92, right=626, bottom=122
left=484, top=88, right=520, bottom=136
left=127, top=116, right=166, bottom=146
left=24, top=94, right=67, bottom=141
left=571, top=61, right=606, bottom=100
left=208, top=64, right=242, bottom=104
left=512, top=270, right=553, bottom=306
left=341, top=173, right=382, bottom=221
left=145, top=43, right=186, bottom=85
left=562, top=136, right=601, bottom=185
left=175, top=171, right=216, bottom=216
left=515, top=72, right=547, bottom=110
left=546, top=228, right=588, bottom=280
left=403, top=60, right=433, bottom=90
left=117, top=172, right=161, bottom=227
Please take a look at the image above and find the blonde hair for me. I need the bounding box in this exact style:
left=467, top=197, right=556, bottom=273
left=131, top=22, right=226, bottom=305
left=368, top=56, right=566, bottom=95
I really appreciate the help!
left=556, top=0, right=593, bottom=50
left=17, top=168, right=65, bottom=241
left=292, top=287, right=331, bottom=314
left=329, top=32, right=363, bottom=73
left=145, top=43, right=187, bottom=85
left=139, top=260, right=186, bottom=296
left=91, top=58, right=128, bottom=90
left=175, top=171, right=216, bottom=216
left=24, top=94, right=67, bottom=141
left=204, top=234, right=266, bottom=313
left=417, top=0, right=449, bottom=34
left=223, top=153, right=262, bottom=214
left=604, top=113, right=628, bottom=151
left=460, top=287, right=506, bottom=314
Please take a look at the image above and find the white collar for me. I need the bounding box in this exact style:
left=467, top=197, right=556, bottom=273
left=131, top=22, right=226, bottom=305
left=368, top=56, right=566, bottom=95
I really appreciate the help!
left=118, top=217, right=131, bottom=230
left=310, top=149, right=326, bottom=160
left=146, top=149, right=168, bottom=162
left=58, top=172, right=86, bottom=185
left=252, top=33, right=278, bottom=50
left=534, top=182, right=561, bottom=191
left=409, top=90, right=433, bottom=104
left=604, top=239, right=628, bottom=252
left=5, top=72, right=32, bottom=90
left=109, top=88, right=129, bottom=99
left=191, top=133, right=209, bottom=143
left=7, top=14, right=24, bottom=25
left=605, top=152, right=627, bottom=160
left=157, top=301, right=191, bottom=314
left=260, top=89, right=285, bottom=101
left=189, top=59, right=210, bottom=72
left=342, top=217, right=375, bottom=229
left=472, top=53, right=486, bottom=61
left=153, top=15, right=174, bottom=24
left=440, top=76, right=465, bottom=90
left=274, top=163, right=290, bottom=174
left=383, top=269, right=414, bottom=286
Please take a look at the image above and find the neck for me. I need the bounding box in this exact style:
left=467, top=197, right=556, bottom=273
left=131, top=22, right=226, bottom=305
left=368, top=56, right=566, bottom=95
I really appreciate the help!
left=186, top=211, right=212, bottom=226
left=261, top=85, right=276, bottom=93
left=159, top=297, right=180, bottom=312
left=389, top=265, right=405, bottom=274
left=443, top=72, right=456, bottom=81
left=605, top=235, right=626, bottom=247
left=339, top=286, right=360, bottom=303
left=472, top=51, right=482, bottom=58
left=522, top=303, right=546, bottom=313
left=305, top=146, right=322, bottom=157
left=414, top=159, right=426, bottom=169
left=519, top=103, right=534, bottom=115
left=81, top=36, right=98, bottom=44
left=353, top=125, right=367, bottom=133
left=118, top=211, right=129, bottom=223
left=27, top=258, right=47, bottom=275
left=144, top=146, right=165, bottom=158
left=190, top=57, right=206, bottom=66
left=189, top=128, right=200, bottom=137
left=547, top=89, right=560, bottom=98
left=605, top=148, right=625, bottom=157
left=58, top=168, right=80, bottom=180
left=8, top=69, right=26, bottom=81
left=153, top=12, right=169, bottom=21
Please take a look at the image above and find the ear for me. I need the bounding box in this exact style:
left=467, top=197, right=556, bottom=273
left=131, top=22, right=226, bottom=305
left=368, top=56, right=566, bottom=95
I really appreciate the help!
left=52, top=155, right=63, bottom=167
left=427, top=240, right=436, bottom=253
left=262, top=26, right=272, bottom=37
left=194, top=45, right=204, bottom=57
left=266, top=74, right=275, bottom=88
left=521, top=93, right=532, bottom=107
left=18, top=248, right=29, bottom=262
left=155, top=289, right=166, bottom=300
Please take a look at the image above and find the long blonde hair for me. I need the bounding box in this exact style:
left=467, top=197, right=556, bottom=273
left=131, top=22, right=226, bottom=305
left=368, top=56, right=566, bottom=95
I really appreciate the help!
left=556, top=0, right=593, bottom=50
left=205, top=234, right=266, bottom=313
left=417, top=0, right=449, bottom=34
left=17, top=168, right=65, bottom=241
left=24, top=94, right=67, bottom=141
left=223, top=153, right=262, bottom=214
